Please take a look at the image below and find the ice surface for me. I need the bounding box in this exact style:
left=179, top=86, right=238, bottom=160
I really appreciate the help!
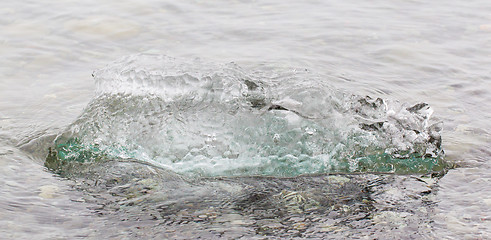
left=49, top=54, right=445, bottom=177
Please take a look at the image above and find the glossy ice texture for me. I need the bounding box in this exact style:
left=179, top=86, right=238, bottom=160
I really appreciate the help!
left=50, top=54, right=444, bottom=176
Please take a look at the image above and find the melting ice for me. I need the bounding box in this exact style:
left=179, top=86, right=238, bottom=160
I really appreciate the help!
left=47, top=54, right=445, bottom=177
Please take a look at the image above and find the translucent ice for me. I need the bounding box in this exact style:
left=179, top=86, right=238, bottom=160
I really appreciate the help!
left=49, top=54, right=445, bottom=177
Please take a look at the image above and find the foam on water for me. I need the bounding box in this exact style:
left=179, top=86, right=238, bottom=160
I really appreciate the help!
left=48, top=54, right=445, bottom=177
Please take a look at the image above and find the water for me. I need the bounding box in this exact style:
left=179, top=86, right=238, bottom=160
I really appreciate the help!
left=1, top=0, right=490, bottom=239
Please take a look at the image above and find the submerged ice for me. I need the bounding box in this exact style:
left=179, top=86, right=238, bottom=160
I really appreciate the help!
left=48, top=54, right=445, bottom=177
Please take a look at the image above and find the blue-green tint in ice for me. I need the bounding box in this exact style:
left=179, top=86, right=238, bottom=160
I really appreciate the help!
left=48, top=54, right=445, bottom=177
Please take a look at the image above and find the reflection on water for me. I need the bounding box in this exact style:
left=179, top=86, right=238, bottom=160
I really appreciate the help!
left=49, top=159, right=440, bottom=239
left=1, top=0, right=490, bottom=239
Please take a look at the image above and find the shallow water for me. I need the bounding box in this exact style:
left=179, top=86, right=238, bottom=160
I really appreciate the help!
left=1, top=0, right=490, bottom=239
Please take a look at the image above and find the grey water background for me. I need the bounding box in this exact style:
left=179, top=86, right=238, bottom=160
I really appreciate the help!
left=0, top=0, right=490, bottom=239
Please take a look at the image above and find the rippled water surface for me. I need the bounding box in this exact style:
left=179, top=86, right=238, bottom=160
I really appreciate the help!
left=1, top=0, right=490, bottom=239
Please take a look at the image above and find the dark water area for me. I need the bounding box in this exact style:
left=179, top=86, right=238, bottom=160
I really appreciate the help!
left=1, top=0, right=490, bottom=239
